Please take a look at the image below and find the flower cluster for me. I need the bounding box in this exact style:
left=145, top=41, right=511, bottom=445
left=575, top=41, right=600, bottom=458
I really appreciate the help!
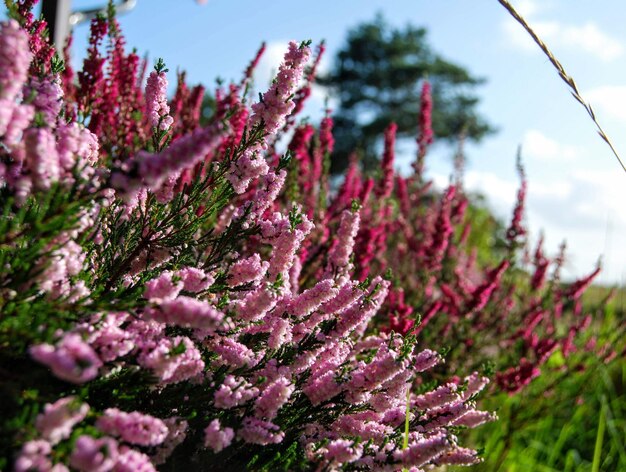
left=0, top=7, right=495, bottom=471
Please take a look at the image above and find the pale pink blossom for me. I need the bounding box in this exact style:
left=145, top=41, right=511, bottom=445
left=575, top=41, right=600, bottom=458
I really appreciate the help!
left=30, top=333, right=102, bottom=384
left=147, top=296, right=224, bottom=329
left=238, top=417, right=284, bottom=445
left=139, top=336, right=204, bottom=384
left=70, top=435, right=119, bottom=472
left=35, top=397, right=89, bottom=444
left=96, top=408, right=168, bottom=447
left=227, top=253, right=268, bottom=287
left=24, top=127, right=60, bottom=191
left=254, top=376, right=294, bottom=420
left=0, top=20, right=32, bottom=102
left=213, top=375, right=259, bottom=409
left=176, top=267, right=214, bottom=292
left=145, top=70, right=173, bottom=130
left=204, top=419, right=234, bottom=452
left=113, top=446, right=156, bottom=472
left=327, top=209, right=360, bottom=271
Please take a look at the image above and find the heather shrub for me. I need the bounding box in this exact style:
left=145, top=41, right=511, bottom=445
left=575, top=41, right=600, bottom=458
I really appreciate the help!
left=279, top=79, right=605, bottom=395
left=0, top=4, right=496, bottom=471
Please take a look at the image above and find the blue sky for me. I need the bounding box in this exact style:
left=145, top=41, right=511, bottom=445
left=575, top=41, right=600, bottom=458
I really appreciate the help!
left=12, top=0, right=626, bottom=283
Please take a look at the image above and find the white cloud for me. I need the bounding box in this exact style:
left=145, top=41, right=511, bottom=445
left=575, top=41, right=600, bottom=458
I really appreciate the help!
left=587, top=85, right=626, bottom=123
left=522, top=129, right=580, bottom=161
left=502, top=6, right=623, bottom=62
left=433, top=166, right=626, bottom=282
left=254, top=40, right=290, bottom=90
left=515, top=0, right=540, bottom=18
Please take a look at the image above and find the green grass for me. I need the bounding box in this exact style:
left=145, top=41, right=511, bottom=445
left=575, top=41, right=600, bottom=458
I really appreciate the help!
left=452, top=292, right=626, bottom=472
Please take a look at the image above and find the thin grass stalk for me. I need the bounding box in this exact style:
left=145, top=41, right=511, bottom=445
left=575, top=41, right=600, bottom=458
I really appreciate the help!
left=497, top=0, right=626, bottom=174
left=592, top=400, right=607, bottom=472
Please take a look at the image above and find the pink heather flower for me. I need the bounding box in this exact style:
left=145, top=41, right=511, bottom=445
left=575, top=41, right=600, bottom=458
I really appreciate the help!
left=227, top=253, right=269, bottom=287
left=413, top=349, right=442, bottom=373
left=303, top=370, right=342, bottom=406
left=434, top=447, right=481, bottom=466
left=460, top=372, right=490, bottom=401
left=0, top=98, right=16, bottom=137
left=328, top=209, right=360, bottom=271
left=151, top=418, right=188, bottom=465
left=204, top=419, right=234, bottom=452
left=254, top=376, right=294, bottom=420
left=147, top=296, right=224, bottom=329
left=414, top=383, right=460, bottom=410
left=332, top=278, right=389, bottom=339
left=56, top=122, right=99, bottom=175
left=144, top=271, right=183, bottom=301
left=226, top=149, right=270, bottom=194
left=376, top=122, right=397, bottom=199
left=262, top=211, right=314, bottom=283
left=331, top=415, right=391, bottom=442
left=214, top=375, right=260, bottom=409
left=112, top=122, right=223, bottom=197
left=24, top=127, right=60, bottom=191
left=246, top=169, right=287, bottom=219
left=36, top=239, right=87, bottom=299
left=347, top=343, right=405, bottom=394
left=287, top=279, right=338, bottom=317
left=35, top=397, right=90, bottom=445
left=113, top=446, right=156, bottom=472
left=496, top=358, right=541, bottom=394
left=419, top=400, right=472, bottom=432
left=69, top=435, right=119, bottom=472
left=251, top=41, right=311, bottom=135
left=234, top=284, right=278, bottom=322
left=14, top=440, right=53, bottom=472
left=320, top=280, right=360, bottom=315
left=417, top=81, right=434, bottom=151
left=146, top=70, right=173, bottom=130
left=238, top=417, right=285, bottom=445
left=3, top=103, right=34, bottom=149
left=126, top=319, right=164, bottom=353
left=227, top=42, right=311, bottom=194
left=323, top=439, right=364, bottom=466
left=139, top=336, right=205, bottom=384
left=176, top=267, right=214, bottom=292
left=0, top=20, right=32, bottom=102
left=26, top=75, right=63, bottom=125
left=213, top=337, right=259, bottom=368
left=268, top=316, right=293, bottom=350
left=452, top=409, right=497, bottom=428
left=89, top=313, right=134, bottom=362
left=394, top=432, right=449, bottom=468
left=30, top=333, right=102, bottom=384
left=506, top=158, right=527, bottom=243
left=96, top=408, right=168, bottom=447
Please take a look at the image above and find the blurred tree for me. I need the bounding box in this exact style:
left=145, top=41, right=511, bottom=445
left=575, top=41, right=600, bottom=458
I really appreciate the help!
left=319, top=14, right=495, bottom=172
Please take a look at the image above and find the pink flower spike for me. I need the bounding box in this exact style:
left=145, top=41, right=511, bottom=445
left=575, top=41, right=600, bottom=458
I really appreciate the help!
left=0, top=20, right=32, bottom=102
left=69, top=435, right=119, bottom=472
left=146, top=69, right=173, bottom=131
left=30, top=333, right=102, bottom=384
left=204, top=419, right=234, bottom=452
left=96, top=408, right=168, bottom=447
left=35, top=397, right=90, bottom=445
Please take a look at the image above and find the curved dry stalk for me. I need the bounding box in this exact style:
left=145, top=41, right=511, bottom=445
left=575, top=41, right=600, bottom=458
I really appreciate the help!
left=497, top=0, right=626, bottom=174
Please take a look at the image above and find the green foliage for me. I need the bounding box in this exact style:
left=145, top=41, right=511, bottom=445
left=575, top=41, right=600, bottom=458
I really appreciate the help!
left=319, top=13, right=495, bottom=171
left=455, top=296, right=626, bottom=472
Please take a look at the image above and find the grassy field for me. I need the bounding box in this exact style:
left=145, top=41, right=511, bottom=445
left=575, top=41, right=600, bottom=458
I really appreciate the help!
left=455, top=287, right=626, bottom=472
